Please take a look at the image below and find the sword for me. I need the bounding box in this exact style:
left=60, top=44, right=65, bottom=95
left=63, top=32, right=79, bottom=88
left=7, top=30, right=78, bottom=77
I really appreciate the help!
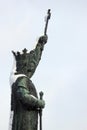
left=39, top=91, right=44, bottom=130
left=44, top=9, right=51, bottom=35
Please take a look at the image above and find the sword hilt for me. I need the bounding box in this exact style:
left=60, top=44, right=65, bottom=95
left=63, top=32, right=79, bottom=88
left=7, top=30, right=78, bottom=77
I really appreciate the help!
left=39, top=91, right=44, bottom=100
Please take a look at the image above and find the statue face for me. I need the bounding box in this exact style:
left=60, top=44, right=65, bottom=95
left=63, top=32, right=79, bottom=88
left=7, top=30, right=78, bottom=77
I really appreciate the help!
left=16, top=62, right=35, bottom=78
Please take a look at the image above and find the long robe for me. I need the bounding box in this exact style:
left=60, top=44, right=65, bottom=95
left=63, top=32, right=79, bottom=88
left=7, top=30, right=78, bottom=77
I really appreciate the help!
left=11, top=76, right=39, bottom=130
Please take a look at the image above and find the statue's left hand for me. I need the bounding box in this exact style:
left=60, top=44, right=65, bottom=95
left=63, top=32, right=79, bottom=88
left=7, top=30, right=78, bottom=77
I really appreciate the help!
left=38, top=35, right=48, bottom=44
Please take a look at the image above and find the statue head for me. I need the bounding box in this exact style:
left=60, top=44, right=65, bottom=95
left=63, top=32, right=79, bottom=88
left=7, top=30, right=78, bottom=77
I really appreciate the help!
left=12, top=48, right=35, bottom=78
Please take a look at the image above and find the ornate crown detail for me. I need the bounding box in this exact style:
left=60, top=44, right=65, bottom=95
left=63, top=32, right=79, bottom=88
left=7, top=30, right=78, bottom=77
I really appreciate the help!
left=12, top=48, right=28, bottom=61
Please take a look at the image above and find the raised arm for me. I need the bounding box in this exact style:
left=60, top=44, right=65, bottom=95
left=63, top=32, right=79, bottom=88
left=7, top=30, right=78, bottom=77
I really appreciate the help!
left=27, top=35, right=48, bottom=78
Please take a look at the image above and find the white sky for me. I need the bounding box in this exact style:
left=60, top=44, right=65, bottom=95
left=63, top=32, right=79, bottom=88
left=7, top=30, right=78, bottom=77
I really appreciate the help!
left=0, top=0, right=87, bottom=130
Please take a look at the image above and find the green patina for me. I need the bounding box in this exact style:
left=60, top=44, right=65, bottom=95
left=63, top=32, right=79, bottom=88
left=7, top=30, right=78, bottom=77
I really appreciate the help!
left=11, top=35, right=47, bottom=130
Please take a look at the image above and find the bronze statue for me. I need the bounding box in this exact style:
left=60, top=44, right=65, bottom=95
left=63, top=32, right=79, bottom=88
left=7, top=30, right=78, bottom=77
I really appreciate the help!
left=9, top=9, right=51, bottom=130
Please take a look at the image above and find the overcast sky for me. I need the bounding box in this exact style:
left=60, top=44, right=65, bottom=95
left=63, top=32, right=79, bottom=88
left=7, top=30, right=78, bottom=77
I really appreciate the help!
left=0, top=0, right=87, bottom=130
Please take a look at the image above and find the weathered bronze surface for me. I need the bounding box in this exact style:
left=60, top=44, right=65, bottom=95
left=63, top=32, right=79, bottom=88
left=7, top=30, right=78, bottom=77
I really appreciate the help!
left=11, top=35, right=47, bottom=130
left=10, top=9, right=51, bottom=130
left=10, top=35, right=47, bottom=130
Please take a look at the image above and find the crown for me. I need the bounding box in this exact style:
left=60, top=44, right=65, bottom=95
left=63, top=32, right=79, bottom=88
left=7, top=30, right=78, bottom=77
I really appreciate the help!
left=12, top=48, right=28, bottom=61
left=12, top=47, right=37, bottom=77
left=12, top=48, right=31, bottom=74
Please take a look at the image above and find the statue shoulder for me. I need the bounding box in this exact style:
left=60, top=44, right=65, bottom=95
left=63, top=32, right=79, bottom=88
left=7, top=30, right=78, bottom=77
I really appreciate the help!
left=16, top=76, right=29, bottom=88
